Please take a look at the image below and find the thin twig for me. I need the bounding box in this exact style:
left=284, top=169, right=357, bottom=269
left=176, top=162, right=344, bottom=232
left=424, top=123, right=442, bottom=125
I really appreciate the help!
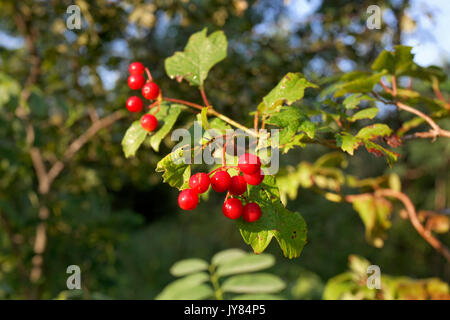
left=346, top=189, right=450, bottom=262
left=199, top=85, right=210, bottom=107
left=375, top=189, right=450, bottom=262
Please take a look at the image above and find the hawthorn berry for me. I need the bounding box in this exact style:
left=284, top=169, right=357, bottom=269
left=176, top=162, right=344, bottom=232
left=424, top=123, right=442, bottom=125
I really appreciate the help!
left=128, top=74, right=145, bottom=90
left=126, top=96, right=143, bottom=112
left=229, top=175, right=247, bottom=196
left=142, top=82, right=160, bottom=100
left=189, top=173, right=210, bottom=194
left=141, top=114, right=158, bottom=132
left=243, top=203, right=262, bottom=222
left=210, top=171, right=231, bottom=193
left=243, top=170, right=264, bottom=186
left=129, top=62, right=145, bottom=75
left=178, top=189, right=199, bottom=210
left=222, top=198, right=243, bottom=219
left=238, top=153, right=261, bottom=174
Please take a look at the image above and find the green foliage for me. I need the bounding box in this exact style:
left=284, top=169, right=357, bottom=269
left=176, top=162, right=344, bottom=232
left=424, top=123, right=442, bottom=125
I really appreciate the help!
left=324, top=255, right=450, bottom=300
left=165, top=28, right=227, bottom=87
left=155, top=148, right=191, bottom=190
left=156, top=249, right=285, bottom=300
left=258, top=73, right=317, bottom=118
left=237, top=176, right=307, bottom=259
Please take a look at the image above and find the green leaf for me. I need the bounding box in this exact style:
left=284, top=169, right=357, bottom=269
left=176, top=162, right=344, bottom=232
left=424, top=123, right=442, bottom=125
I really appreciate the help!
left=334, top=71, right=387, bottom=97
left=356, top=123, right=392, bottom=140
left=371, top=45, right=414, bottom=75
left=266, top=107, right=315, bottom=150
left=237, top=176, right=307, bottom=259
left=335, top=133, right=360, bottom=155
left=121, top=120, right=148, bottom=158
left=322, top=272, right=356, bottom=300
left=165, top=28, right=227, bottom=86
left=351, top=194, right=392, bottom=248
left=350, top=107, right=379, bottom=121
left=258, top=73, right=317, bottom=117
left=216, top=253, right=275, bottom=277
left=155, top=148, right=191, bottom=190
left=211, top=248, right=247, bottom=266
left=200, top=107, right=210, bottom=130
left=342, top=94, right=374, bottom=110
left=170, top=258, right=209, bottom=277
left=222, top=273, right=286, bottom=294
left=156, top=272, right=211, bottom=300
left=149, top=103, right=184, bottom=152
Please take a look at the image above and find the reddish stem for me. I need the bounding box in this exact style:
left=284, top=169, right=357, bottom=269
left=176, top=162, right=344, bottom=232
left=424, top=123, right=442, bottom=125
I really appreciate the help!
left=145, top=68, right=153, bottom=82
left=162, top=97, right=204, bottom=111
left=208, top=166, right=239, bottom=176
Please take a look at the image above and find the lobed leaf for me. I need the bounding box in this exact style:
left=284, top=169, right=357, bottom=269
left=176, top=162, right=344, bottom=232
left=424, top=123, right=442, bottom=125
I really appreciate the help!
left=155, top=147, right=191, bottom=190
left=165, top=28, right=227, bottom=86
left=258, top=73, right=317, bottom=117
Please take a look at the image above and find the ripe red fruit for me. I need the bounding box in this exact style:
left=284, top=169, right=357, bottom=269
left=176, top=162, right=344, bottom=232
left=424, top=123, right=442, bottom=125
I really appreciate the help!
left=126, top=96, right=143, bottom=112
left=238, top=153, right=261, bottom=174
left=243, top=170, right=264, bottom=186
left=189, top=173, right=210, bottom=194
left=142, top=82, right=160, bottom=100
left=210, top=171, right=231, bottom=193
left=129, top=62, right=145, bottom=75
left=243, top=203, right=262, bottom=222
left=141, top=114, right=158, bottom=132
left=128, top=74, right=145, bottom=90
left=222, top=198, right=244, bottom=219
left=229, top=175, right=247, bottom=196
left=178, top=189, right=199, bottom=210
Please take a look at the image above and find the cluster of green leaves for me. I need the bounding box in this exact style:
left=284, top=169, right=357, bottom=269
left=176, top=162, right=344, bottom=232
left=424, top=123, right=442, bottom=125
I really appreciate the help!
left=121, top=30, right=450, bottom=261
left=121, top=29, right=310, bottom=259
left=324, top=255, right=450, bottom=300
left=156, top=249, right=285, bottom=300
left=276, top=152, right=404, bottom=247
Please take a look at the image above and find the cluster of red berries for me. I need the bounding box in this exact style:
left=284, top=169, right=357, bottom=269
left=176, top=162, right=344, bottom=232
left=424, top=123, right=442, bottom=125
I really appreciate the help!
left=126, top=62, right=161, bottom=132
left=178, top=153, right=264, bottom=223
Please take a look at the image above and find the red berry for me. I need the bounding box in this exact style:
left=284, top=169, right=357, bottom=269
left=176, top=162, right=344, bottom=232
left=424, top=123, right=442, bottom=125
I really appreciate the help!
left=128, top=74, right=145, bottom=90
left=222, top=198, right=243, bottom=219
left=126, top=96, right=143, bottom=112
left=229, top=175, right=247, bottom=196
left=238, top=153, right=261, bottom=174
left=129, top=62, right=145, bottom=75
left=189, top=173, right=210, bottom=194
left=178, top=189, right=199, bottom=210
left=243, top=203, right=262, bottom=222
left=243, top=170, right=264, bottom=186
left=142, top=82, right=160, bottom=100
left=141, top=114, right=158, bottom=132
left=210, top=171, right=231, bottom=193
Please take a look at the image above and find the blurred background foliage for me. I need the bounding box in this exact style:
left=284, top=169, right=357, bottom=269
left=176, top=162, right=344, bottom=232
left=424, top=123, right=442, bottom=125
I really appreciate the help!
left=0, top=0, right=448, bottom=299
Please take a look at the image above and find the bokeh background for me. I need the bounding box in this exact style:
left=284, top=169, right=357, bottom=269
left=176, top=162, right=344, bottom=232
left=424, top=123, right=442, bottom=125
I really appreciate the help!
left=0, top=0, right=449, bottom=299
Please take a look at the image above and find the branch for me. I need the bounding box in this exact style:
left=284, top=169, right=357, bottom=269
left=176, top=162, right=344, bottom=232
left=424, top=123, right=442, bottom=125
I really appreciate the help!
left=199, top=85, right=210, bottom=107
left=47, top=110, right=125, bottom=185
left=347, top=189, right=450, bottom=262
left=396, top=102, right=450, bottom=139
left=378, top=80, right=450, bottom=140
left=162, top=97, right=258, bottom=137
